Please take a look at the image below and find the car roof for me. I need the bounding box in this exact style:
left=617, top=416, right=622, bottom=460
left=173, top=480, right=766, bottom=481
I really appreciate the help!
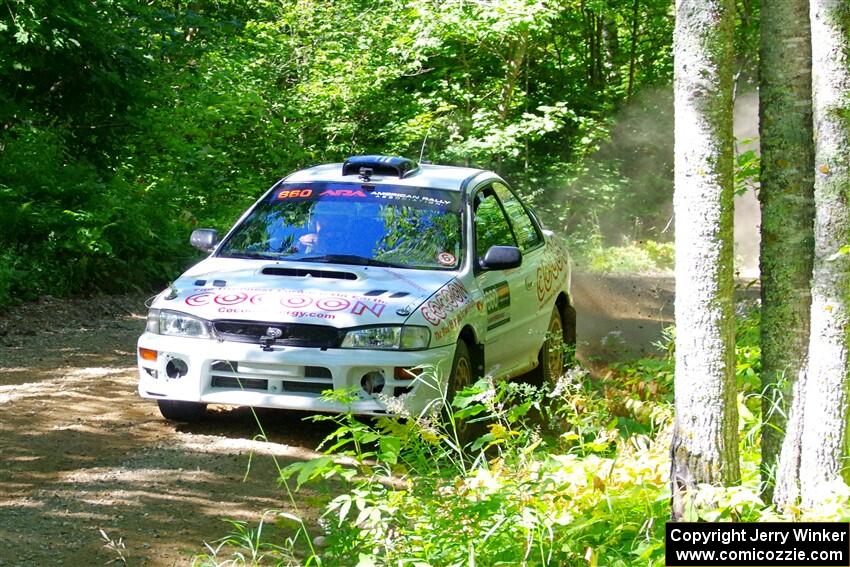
left=282, top=162, right=494, bottom=192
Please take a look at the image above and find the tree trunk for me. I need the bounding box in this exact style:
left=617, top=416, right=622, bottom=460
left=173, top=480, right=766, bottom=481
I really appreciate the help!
left=670, top=0, right=740, bottom=520
left=603, top=12, right=620, bottom=82
left=799, top=0, right=850, bottom=508
left=774, top=366, right=809, bottom=508
left=627, top=0, right=640, bottom=99
left=757, top=0, right=815, bottom=507
left=595, top=15, right=605, bottom=87
left=586, top=9, right=599, bottom=86
left=498, top=33, right=527, bottom=122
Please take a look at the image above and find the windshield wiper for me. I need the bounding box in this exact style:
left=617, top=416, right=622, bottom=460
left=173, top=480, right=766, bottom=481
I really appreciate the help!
left=296, top=254, right=406, bottom=268
left=220, top=251, right=284, bottom=260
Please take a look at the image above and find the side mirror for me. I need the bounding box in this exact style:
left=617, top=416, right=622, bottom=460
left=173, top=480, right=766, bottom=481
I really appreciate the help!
left=190, top=229, right=219, bottom=252
left=480, top=245, right=522, bottom=270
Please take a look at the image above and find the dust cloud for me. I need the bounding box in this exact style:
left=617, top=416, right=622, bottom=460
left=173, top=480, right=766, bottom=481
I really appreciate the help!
left=582, top=87, right=761, bottom=276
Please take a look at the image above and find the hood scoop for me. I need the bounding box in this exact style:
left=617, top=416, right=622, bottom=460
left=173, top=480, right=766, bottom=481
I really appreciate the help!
left=261, top=266, right=357, bottom=280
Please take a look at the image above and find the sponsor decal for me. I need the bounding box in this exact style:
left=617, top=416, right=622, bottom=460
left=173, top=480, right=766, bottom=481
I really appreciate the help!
left=369, top=191, right=453, bottom=208
left=433, top=301, right=475, bottom=341
left=320, top=189, right=367, bottom=198
left=437, top=252, right=456, bottom=266
left=536, top=240, right=568, bottom=305
left=280, top=294, right=311, bottom=308
left=214, top=292, right=248, bottom=306
left=186, top=292, right=213, bottom=307
left=183, top=289, right=386, bottom=319
left=420, top=280, right=469, bottom=327
left=483, top=281, right=511, bottom=330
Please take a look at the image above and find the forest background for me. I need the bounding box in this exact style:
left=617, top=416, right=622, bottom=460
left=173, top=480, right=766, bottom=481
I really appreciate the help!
left=0, top=0, right=716, bottom=309
left=1, top=0, right=797, bottom=564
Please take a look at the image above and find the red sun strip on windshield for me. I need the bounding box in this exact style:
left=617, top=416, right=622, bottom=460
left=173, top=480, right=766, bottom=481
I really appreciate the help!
left=272, top=182, right=460, bottom=211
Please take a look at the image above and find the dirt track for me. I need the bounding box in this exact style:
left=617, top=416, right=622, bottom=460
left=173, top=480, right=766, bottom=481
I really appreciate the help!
left=0, top=273, right=675, bottom=566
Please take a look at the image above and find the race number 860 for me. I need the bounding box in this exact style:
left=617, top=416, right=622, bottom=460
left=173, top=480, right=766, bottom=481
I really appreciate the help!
left=277, top=189, right=313, bottom=199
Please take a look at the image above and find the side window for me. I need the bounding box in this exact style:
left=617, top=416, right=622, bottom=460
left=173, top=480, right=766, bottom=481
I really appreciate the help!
left=474, top=189, right=517, bottom=258
left=493, top=182, right=542, bottom=251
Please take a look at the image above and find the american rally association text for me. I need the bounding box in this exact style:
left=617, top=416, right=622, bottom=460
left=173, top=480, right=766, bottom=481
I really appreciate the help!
left=669, top=526, right=848, bottom=547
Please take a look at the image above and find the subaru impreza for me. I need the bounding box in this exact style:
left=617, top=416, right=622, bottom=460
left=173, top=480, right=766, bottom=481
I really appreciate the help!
left=137, top=156, right=574, bottom=421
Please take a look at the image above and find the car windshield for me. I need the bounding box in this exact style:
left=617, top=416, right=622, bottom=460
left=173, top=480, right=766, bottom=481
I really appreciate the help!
left=217, top=182, right=463, bottom=270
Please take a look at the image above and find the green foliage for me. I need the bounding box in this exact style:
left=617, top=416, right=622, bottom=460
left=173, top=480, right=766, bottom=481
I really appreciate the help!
left=580, top=239, right=675, bottom=273
left=195, top=512, right=305, bottom=567
left=270, top=371, right=673, bottom=566
left=735, top=139, right=761, bottom=196
left=0, top=0, right=678, bottom=308
left=200, top=311, right=850, bottom=565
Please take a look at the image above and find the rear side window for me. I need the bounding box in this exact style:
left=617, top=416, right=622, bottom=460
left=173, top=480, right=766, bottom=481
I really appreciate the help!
left=493, top=182, right=542, bottom=251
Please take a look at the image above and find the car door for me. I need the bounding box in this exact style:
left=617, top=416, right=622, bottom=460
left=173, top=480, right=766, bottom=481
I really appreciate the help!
left=491, top=182, right=551, bottom=362
left=471, top=184, right=533, bottom=378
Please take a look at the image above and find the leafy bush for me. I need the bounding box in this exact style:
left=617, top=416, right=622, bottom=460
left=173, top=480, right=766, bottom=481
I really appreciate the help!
left=197, top=366, right=674, bottom=566
left=196, top=310, right=850, bottom=566
left=192, top=314, right=765, bottom=565
left=580, top=239, right=675, bottom=273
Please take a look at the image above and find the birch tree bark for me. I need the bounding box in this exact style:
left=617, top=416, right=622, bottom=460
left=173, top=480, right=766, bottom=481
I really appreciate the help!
left=757, top=0, right=814, bottom=507
left=670, top=0, right=740, bottom=520
left=799, top=0, right=850, bottom=507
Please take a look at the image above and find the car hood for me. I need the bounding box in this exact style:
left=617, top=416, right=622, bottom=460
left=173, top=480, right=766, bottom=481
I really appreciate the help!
left=151, top=257, right=455, bottom=327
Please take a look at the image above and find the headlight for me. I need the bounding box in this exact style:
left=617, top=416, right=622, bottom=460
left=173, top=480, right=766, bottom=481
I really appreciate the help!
left=341, top=326, right=430, bottom=350
left=146, top=308, right=213, bottom=338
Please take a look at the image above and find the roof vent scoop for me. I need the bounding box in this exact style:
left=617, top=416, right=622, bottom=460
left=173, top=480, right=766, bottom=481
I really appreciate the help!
left=342, top=156, right=418, bottom=179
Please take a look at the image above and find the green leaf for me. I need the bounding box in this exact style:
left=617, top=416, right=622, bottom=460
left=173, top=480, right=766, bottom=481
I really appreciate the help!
left=280, top=455, right=336, bottom=489
left=379, top=436, right=401, bottom=465
left=14, top=28, right=30, bottom=44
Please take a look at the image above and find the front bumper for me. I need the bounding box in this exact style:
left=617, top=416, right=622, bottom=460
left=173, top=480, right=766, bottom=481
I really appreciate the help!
left=136, top=333, right=456, bottom=416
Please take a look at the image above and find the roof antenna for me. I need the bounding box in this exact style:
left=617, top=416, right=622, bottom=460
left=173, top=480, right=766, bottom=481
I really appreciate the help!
left=418, top=121, right=436, bottom=164
left=358, top=167, right=373, bottom=181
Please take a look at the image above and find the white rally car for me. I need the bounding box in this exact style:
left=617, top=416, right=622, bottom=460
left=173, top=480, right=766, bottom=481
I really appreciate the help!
left=137, top=156, right=574, bottom=422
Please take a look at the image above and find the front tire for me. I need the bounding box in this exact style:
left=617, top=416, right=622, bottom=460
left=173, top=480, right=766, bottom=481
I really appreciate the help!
left=447, top=340, right=473, bottom=401
left=157, top=399, right=207, bottom=422
left=445, top=340, right=479, bottom=445
left=527, top=307, right=569, bottom=388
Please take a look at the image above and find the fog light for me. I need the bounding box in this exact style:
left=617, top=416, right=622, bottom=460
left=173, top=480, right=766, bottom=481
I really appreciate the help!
left=165, top=358, right=189, bottom=379
left=139, top=347, right=158, bottom=362
left=394, top=366, right=423, bottom=380
left=360, top=371, right=385, bottom=395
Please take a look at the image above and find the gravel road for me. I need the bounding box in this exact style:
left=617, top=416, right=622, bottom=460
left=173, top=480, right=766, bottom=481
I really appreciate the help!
left=0, top=273, right=675, bottom=566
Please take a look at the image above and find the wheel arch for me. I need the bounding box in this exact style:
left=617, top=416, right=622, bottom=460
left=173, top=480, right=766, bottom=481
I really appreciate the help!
left=555, top=292, right=577, bottom=347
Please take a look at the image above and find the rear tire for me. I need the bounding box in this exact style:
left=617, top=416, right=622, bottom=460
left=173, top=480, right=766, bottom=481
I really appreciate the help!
left=157, top=399, right=207, bottom=422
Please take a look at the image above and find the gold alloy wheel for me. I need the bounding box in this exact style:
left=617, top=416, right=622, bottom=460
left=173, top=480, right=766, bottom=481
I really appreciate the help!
left=453, top=351, right=472, bottom=392
left=448, top=341, right=475, bottom=444
left=546, top=310, right=565, bottom=381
